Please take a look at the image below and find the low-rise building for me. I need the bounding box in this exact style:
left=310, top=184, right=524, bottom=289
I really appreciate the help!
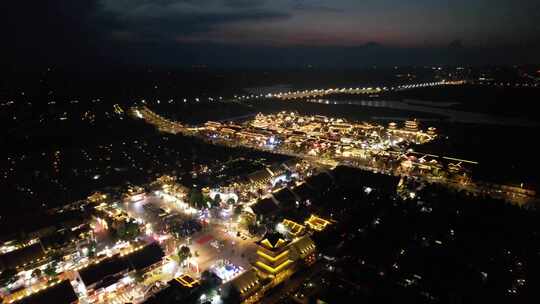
left=77, top=242, right=164, bottom=294
left=0, top=243, right=46, bottom=271
left=11, top=280, right=78, bottom=304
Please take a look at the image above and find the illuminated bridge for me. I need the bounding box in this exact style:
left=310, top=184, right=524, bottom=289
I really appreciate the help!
left=267, top=80, right=466, bottom=100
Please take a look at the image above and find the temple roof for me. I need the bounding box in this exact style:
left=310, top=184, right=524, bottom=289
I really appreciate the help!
left=256, top=232, right=289, bottom=250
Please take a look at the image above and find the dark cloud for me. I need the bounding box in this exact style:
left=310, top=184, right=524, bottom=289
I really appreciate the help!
left=115, top=10, right=290, bottom=42
left=223, top=0, right=267, bottom=9
left=98, top=0, right=290, bottom=42
left=1, top=0, right=539, bottom=67
left=1, top=0, right=289, bottom=65
left=291, top=2, right=344, bottom=13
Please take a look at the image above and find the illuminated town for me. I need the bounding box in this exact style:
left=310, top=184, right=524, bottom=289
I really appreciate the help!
left=2, top=1, right=540, bottom=302
left=0, top=152, right=338, bottom=303
left=132, top=106, right=536, bottom=206
left=2, top=78, right=538, bottom=303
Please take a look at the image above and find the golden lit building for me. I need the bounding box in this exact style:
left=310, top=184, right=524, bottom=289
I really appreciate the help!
left=175, top=274, right=199, bottom=288
left=282, top=219, right=306, bottom=237
left=231, top=233, right=317, bottom=304
left=254, top=233, right=295, bottom=284
left=290, top=235, right=317, bottom=266
left=230, top=269, right=264, bottom=304
left=254, top=233, right=316, bottom=283
left=304, top=214, right=332, bottom=232
left=87, top=192, right=107, bottom=204
left=329, top=123, right=353, bottom=133
left=404, top=119, right=419, bottom=131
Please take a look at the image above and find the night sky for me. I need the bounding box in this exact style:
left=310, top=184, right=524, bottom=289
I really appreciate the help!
left=3, top=0, right=540, bottom=67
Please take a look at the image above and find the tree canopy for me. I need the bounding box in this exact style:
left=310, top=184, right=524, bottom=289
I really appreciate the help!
left=177, top=245, right=192, bottom=265
left=188, top=188, right=205, bottom=209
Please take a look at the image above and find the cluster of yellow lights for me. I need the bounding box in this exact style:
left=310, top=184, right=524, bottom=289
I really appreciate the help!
left=260, top=238, right=287, bottom=250
left=0, top=238, right=39, bottom=254
left=256, top=250, right=290, bottom=263
left=73, top=255, right=108, bottom=272
left=175, top=274, right=199, bottom=288
left=19, top=255, right=48, bottom=268
left=282, top=219, right=305, bottom=236
left=113, top=104, right=124, bottom=114
left=95, top=202, right=108, bottom=209
left=94, top=204, right=133, bottom=223
left=133, top=106, right=184, bottom=134
left=304, top=215, right=331, bottom=232
left=240, top=279, right=260, bottom=294
left=299, top=243, right=316, bottom=255
left=255, top=260, right=293, bottom=274
left=73, top=244, right=147, bottom=276
left=88, top=192, right=107, bottom=203
left=119, top=244, right=145, bottom=257
left=6, top=279, right=62, bottom=304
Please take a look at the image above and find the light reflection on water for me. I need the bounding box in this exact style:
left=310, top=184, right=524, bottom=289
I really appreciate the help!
left=312, top=99, right=537, bottom=127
